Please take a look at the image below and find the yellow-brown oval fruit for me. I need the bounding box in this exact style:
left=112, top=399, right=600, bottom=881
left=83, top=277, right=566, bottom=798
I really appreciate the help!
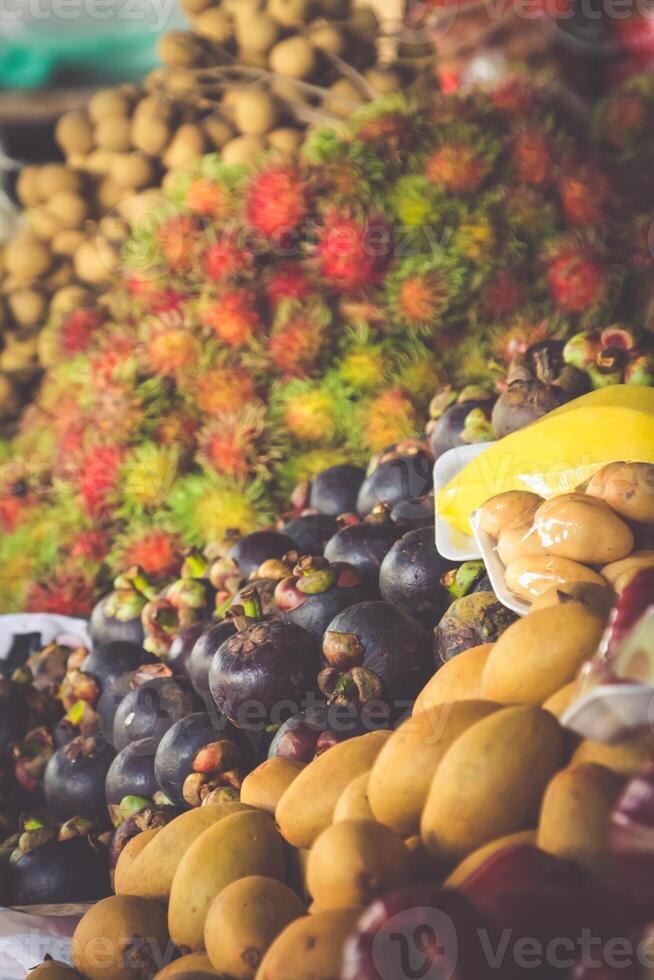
left=56, top=110, right=94, bottom=155
left=267, top=127, right=302, bottom=154
left=47, top=191, right=89, bottom=229
left=269, top=36, right=317, bottom=78
left=205, top=876, right=306, bottom=979
left=163, top=124, right=206, bottom=170
left=4, top=238, right=52, bottom=279
left=542, top=681, right=578, bottom=718
left=116, top=802, right=250, bottom=903
left=602, top=551, right=654, bottom=588
left=587, top=461, right=654, bottom=525
left=414, top=645, right=493, bottom=713
left=232, top=91, right=279, bottom=136
left=572, top=734, right=654, bottom=778
left=113, top=827, right=161, bottom=893
left=89, top=88, right=131, bottom=122
left=72, top=895, right=169, bottom=980
left=324, top=78, right=363, bottom=119
left=529, top=581, right=615, bottom=620
left=16, top=166, right=42, bottom=207
left=276, top=731, right=390, bottom=848
left=445, top=829, right=538, bottom=887
left=240, top=757, right=305, bottom=815
left=27, top=962, right=82, bottom=979
left=306, top=819, right=412, bottom=911
left=368, top=700, right=501, bottom=836
left=421, top=706, right=564, bottom=861
left=534, top=492, right=634, bottom=564
left=254, top=908, right=360, bottom=980
left=153, top=953, right=216, bottom=978
left=497, top=524, right=547, bottom=565
left=504, top=555, right=607, bottom=601
left=8, top=288, right=46, bottom=328
left=36, top=163, right=81, bottom=198
left=333, top=771, right=373, bottom=823
left=478, top=491, right=544, bottom=538
left=168, top=809, right=286, bottom=951
left=482, top=604, right=605, bottom=705
left=221, top=136, right=266, bottom=166
left=538, top=763, right=624, bottom=874
left=95, top=115, right=132, bottom=152
left=194, top=6, right=233, bottom=42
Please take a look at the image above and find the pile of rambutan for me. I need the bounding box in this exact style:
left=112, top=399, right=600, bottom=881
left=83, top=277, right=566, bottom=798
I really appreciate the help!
left=0, top=76, right=648, bottom=613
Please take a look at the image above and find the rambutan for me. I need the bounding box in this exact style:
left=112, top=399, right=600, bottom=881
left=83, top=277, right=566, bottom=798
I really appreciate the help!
left=155, top=413, right=199, bottom=454
left=148, top=289, right=186, bottom=315
left=59, top=308, right=104, bottom=356
left=197, top=407, right=265, bottom=478
left=268, top=303, right=329, bottom=378
left=490, top=77, right=541, bottom=117
left=481, top=272, right=525, bottom=318
left=169, top=472, right=271, bottom=546
left=110, top=526, right=181, bottom=579
left=121, top=443, right=179, bottom=511
left=203, top=237, right=253, bottom=282
left=195, top=365, right=258, bottom=417
left=387, top=256, right=458, bottom=332
left=25, top=570, right=97, bottom=617
left=512, top=129, right=552, bottom=186
left=425, top=130, right=497, bottom=194
left=185, top=177, right=229, bottom=218
left=339, top=344, right=388, bottom=392
left=595, top=90, right=647, bottom=152
left=275, top=377, right=347, bottom=445
left=361, top=389, right=421, bottom=453
left=70, top=529, right=109, bottom=563
left=559, top=169, right=610, bottom=226
left=316, top=209, right=391, bottom=293
left=265, top=263, right=312, bottom=306
left=546, top=238, right=609, bottom=314
left=157, top=214, right=199, bottom=272
left=0, top=495, right=25, bottom=534
left=145, top=320, right=199, bottom=377
left=455, top=216, right=498, bottom=264
left=78, top=445, right=122, bottom=517
left=201, top=288, right=261, bottom=347
left=246, top=165, right=308, bottom=240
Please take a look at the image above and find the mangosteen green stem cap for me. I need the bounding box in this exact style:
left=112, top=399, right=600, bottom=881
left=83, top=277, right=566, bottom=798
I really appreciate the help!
left=182, top=548, right=209, bottom=579
left=239, top=587, right=263, bottom=622
left=443, top=560, right=486, bottom=599
left=119, top=795, right=152, bottom=822
left=122, top=565, right=159, bottom=601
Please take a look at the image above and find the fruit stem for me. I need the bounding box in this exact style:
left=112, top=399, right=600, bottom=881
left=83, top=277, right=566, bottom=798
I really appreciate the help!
left=239, top=587, right=263, bottom=622
left=182, top=548, right=209, bottom=579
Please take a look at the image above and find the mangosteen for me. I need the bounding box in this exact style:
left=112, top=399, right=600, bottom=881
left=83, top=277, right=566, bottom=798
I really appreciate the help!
left=356, top=447, right=434, bottom=516
left=324, top=511, right=402, bottom=588
left=230, top=578, right=281, bottom=620
left=275, top=556, right=373, bottom=641
left=309, top=463, right=365, bottom=517
left=24, top=643, right=72, bottom=697
left=282, top=514, right=338, bottom=555
left=390, top=494, right=435, bottom=529
left=427, top=386, right=496, bottom=460
left=154, top=711, right=251, bottom=809
left=95, top=662, right=173, bottom=740
left=44, top=734, right=115, bottom=824
left=8, top=818, right=110, bottom=905
left=230, top=530, right=296, bottom=579
left=434, top=591, right=518, bottom=663
left=379, top=527, right=456, bottom=629
left=321, top=601, right=433, bottom=717
left=142, top=569, right=216, bottom=659
left=105, top=738, right=160, bottom=819
left=492, top=343, right=588, bottom=438
left=188, top=619, right=237, bottom=700
left=12, top=726, right=54, bottom=796
left=109, top=803, right=179, bottom=882
left=168, top=620, right=211, bottom=678
left=81, top=641, right=154, bottom=693
left=208, top=590, right=321, bottom=735
left=88, top=567, right=156, bottom=648
left=267, top=703, right=384, bottom=763
left=441, top=560, right=492, bottom=600
left=112, top=676, right=194, bottom=752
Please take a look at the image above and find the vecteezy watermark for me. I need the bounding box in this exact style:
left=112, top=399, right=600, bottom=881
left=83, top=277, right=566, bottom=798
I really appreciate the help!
left=0, top=0, right=176, bottom=32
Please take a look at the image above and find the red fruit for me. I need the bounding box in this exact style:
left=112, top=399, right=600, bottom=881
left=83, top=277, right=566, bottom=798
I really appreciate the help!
left=202, top=289, right=260, bottom=346
left=70, top=530, right=109, bottom=562
left=121, top=530, right=181, bottom=578
left=60, top=308, right=104, bottom=355
left=316, top=211, right=390, bottom=293
left=158, top=215, right=198, bottom=270
left=78, top=445, right=122, bottom=516
left=185, top=178, right=228, bottom=218
left=513, top=130, right=551, bottom=186
left=246, top=166, right=308, bottom=240
left=425, top=144, right=491, bottom=194
left=490, top=77, right=540, bottom=115
left=560, top=171, right=610, bottom=226
left=200, top=426, right=254, bottom=478
left=268, top=313, right=324, bottom=377
left=547, top=246, right=607, bottom=312
left=26, top=572, right=97, bottom=617
left=265, top=263, right=312, bottom=306
left=148, top=289, right=185, bottom=315
left=481, top=272, right=524, bottom=317
left=203, top=239, right=253, bottom=282
left=458, top=844, right=585, bottom=902
left=147, top=325, right=198, bottom=376
left=196, top=367, right=257, bottom=416
left=0, top=495, right=25, bottom=533
left=600, top=93, right=646, bottom=151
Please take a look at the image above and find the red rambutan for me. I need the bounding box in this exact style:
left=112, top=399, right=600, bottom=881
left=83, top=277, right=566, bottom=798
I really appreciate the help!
left=185, top=177, right=228, bottom=218
left=546, top=242, right=608, bottom=313
left=512, top=130, right=551, bottom=186
left=70, top=529, right=109, bottom=563
left=78, top=445, right=123, bottom=516
left=265, top=263, right=312, bottom=306
left=481, top=272, right=524, bottom=318
left=425, top=145, right=491, bottom=194
left=202, top=288, right=261, bottom=347
left=157, top=215, right=198, bottom=271
left=600, top=92, right=646, bottom=151
left=203, top=238, right=253, bottom=282
left=146, top=322, right=198, bottom=376
left=196, top=366, right=258, bottom=416
left=59, top=308, right=104, bottom=355
left=490, top=78, right=540, bottom=116
left=156, top=414, right=199, bottom=454
left=268, top=312, right=325, bottom=378
left=559, top=170, right=610, bottom=226
left=198, top=410, right=265, bottom=478
left=25, top=571, right=97, bottom=617
left=0, top=495, right=25, bottom=533
left=148, top=289, right=186, bottom=315
left=119, top=529, right=181, bottom=578
left=397, top=271, right=451, bottom=327
left=316, top=210, right=390, bottom=293
left=246, top=165, right=308, bottom=240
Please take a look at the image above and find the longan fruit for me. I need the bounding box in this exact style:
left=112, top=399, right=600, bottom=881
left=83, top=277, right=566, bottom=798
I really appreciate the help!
left=8, top=288, right=46, bottom=327
left=267, top=126, right=302, bottom=153
left=221, top=134, right=265, bottom=165
left=16, top=166, right=43, bottom=206
left=55, top=110, right=95, bottom=155
left=43, top=261, right=74, bottom=291
left=308, top=21, right=346, bottom=55
left=318, top=0, right=349, bottom=16
left=133, top=93, right=173, bottom=125
left=98, top=214, right=129, bottom=243
left=118, top=189, right=165, bottom=226
left=88, top=87, right=131, bottom=123
left=83, top=148, right=117, bottom=175
left=235, top=11, right=279, bottom=50
left=267, top=0, right=309, bottom=27
left=131, top=115, right=172, bottom=156
left=232, top=90, right=279, bottom=135
left=50, top=284, right=92, bottom=313
left=47, top=191, right=89, bottom=229
left=364, top=67, right=401, bottom=93
left=324, top=77, right=363, bottom=117
left=238, top=47, right=269, bottom=68
left=51, top=229, right=87, bottom=257
left=165, top=67, right=201, bottom=94
left=163, top=124, right=206, bottom=169
left=202, top=113, right=235, bottom=148
left=74, top=239, right=115, bottom=284
left=111, top=153, right=155, bottom=189
left=0, top=334, right=40, bottom=374
left=35, top=164, right=81, bottom=198
left=4, top=238, right=52, bottom=280
left=0, top=373, right=20, bottom=416
left=194, top=6, right=233, bottom=42
left=269, top=35, right=317, bottom=78
left=158, top=30, right=204, bottom=67
left=26, top=206, right=65, bottom=241
left=94, top=114, right=132, bottom=152
left=96, top=178, right=126, bottom=212
left=347, top=5, right=378, bottom=42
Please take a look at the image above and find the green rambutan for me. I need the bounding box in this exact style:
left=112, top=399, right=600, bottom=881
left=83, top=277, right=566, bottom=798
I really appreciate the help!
left=108, top=524, right=181, bottom=579
left=272, top=375, right=350, bottom=445
left=359, top=388, right=421, bottom=453
left=338, top=342, right=389, bottom=392
left=169, top=472, right=271, bottom=546
left=120, top=443, right=179, bottom=513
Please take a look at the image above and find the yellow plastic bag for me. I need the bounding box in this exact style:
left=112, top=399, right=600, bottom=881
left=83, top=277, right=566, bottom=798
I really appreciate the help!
left=437, top=386, right=654, bottom=535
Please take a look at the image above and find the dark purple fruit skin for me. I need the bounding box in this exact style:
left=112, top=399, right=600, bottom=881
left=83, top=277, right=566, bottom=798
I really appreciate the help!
left=168, top=620, right=211, bottom=678
left=356, top=451, right=433, bottom=517
left=434, top=592, right=518, bottom=663
left=188, top=620, right=237, bottom=700
left=231, top=580, right=279, bottom=620
left=390, top=494, right=435, bottom=529
left=267, top=703, right=385, bottom=762
left=309, top=464, right=365, bottom=517
left=230, top=530, right=296, bottom=579
left=112, top=677, right=194, bottom=752
left=43, top=735, right=115, bottom=824
left=8, top=836, right=110, bottom=905
left=154, top=712, right=250, bottom=809
left=341, top=885, right=496, bottom=980
left=81, top=641, right=155, bottom=692
left=324, top=601, right=432, bottom=708
left=283, top=514, right=338, bottom=555
left=379, top=527, right=455, bottom=629
left=105, top=737, right=159, bottom=807
left=429, top=398, right=495, bottom=459
left=280, top=578, right=374, bottom=642
left=324, top=524, right=402, bottom=588
left=89, top=595, right=145, bottom=648
left=209, top=622, right=320, bottom=731
left=0, top=681, right=23, bottom=752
